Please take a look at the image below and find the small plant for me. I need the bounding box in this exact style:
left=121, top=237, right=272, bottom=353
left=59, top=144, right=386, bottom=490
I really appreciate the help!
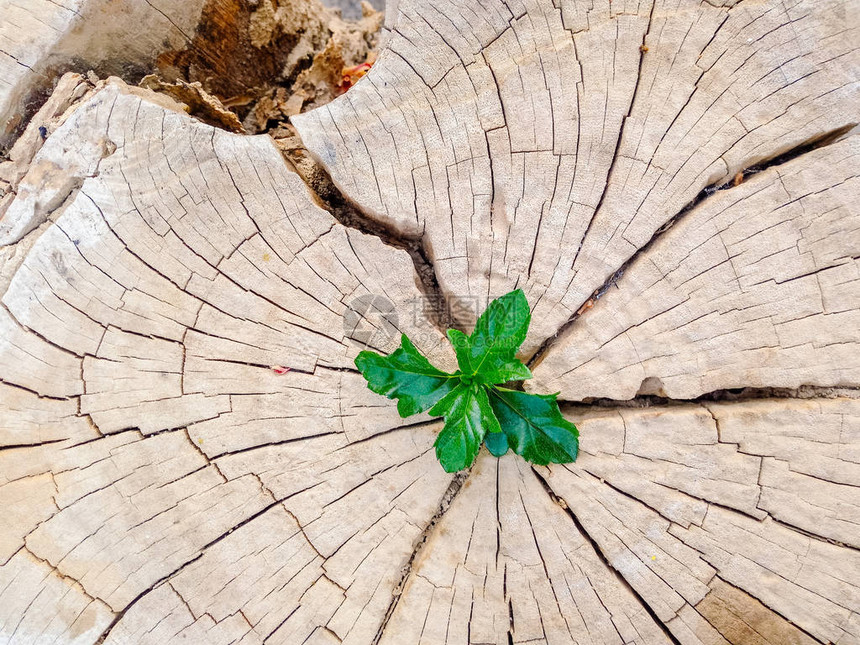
left=355, top=290, right=579, bottom=472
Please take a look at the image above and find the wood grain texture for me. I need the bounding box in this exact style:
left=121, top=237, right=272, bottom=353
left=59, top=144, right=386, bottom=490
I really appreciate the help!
left=1, top=0, right=859, bottom=642
left=293, top=0, right=860, bottom=354
left=530, top=135, right=860, bottom=400
left=542, top=400, right=860, bottom=645
left=0, top=80, right=457, bottom=643
left=380, top=453, right=674, bottom=645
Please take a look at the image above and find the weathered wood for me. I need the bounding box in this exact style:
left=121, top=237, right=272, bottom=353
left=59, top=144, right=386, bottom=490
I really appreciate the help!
left=1, top=0, right=859, bottom=643
left=0, top=80, right=457, bottom=643
left=293, top=0, right=860, bottom=354
left=380, top=453, right=674, bottom=645
left=0, top=0, right=209, bottom=151
left=530, top=136, right=860, bottom=400
left=543, top=400, right=860, bottom=644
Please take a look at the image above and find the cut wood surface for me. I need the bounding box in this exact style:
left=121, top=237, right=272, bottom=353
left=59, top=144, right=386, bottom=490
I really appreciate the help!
left=530, top=135, right=860, bottom=400
left=0, top=78, right=458, bottom=644
left=1, top=0, right=859, bottom=644
left=293, top=0, right=860, bottom=354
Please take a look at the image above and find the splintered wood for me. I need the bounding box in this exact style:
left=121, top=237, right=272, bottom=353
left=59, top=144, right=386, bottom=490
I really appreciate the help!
left=1, top=0, right=859, bottom=643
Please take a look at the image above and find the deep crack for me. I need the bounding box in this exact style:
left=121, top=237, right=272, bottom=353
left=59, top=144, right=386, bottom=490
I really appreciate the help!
left=528, top=122, right=859, bottom=370
left=558, top=384, right=860, bottom=409
left=278, top=141, right=459, bottom=334
left=558, top=385, right=860, bottom=409
left=371, top=470, right=469, bottom=645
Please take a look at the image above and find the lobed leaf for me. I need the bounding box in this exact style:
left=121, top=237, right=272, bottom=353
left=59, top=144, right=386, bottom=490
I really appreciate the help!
left=355, top=334, right=458, bottom=417
left=354, top=290, right=579, bottom=472
left=488, top=388, right=579, bottom=465
left=447, top=290, right=533, bottom=385
left=430, top=383, right=501, bottom=472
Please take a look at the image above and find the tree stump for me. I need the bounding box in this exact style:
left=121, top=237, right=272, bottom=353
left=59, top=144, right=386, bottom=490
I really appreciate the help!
left=1, top=0, right=859, bottom=644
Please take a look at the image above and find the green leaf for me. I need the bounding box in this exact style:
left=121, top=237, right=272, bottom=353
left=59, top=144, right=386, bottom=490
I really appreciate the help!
left=355, top=334, right=458, bottom=418
left=488, top=387, right=579, bottom=465
left=484, top=430, right=509, bottom=457
left=447, top=290, right=533, bottom=384
left=469, top=289, right=530, bottom=370
left=354, top=290, right=580, bottom=472
left=447, top=329, right=473, bottom=374
left=448, top=327, right=532, bottom=384
left=431, top=383, right=501, bottom=472
left=473, top=289, right=531, bottom=352
left=480, top=357, right=533, bottom=385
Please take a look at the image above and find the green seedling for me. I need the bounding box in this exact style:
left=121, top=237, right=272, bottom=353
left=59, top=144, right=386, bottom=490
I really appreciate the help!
left=355, top=290, right=579, bottom=472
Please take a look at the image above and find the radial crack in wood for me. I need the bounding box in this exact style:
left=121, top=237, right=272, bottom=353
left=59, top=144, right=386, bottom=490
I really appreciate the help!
left=1, top=0, right=859, bottom=643
left=292, top=0, right=859, bottom=354
left=379, top=453, right=675, bottom=645
left=0, top=79, right=462, bottom=643
left=530, top=134, right=860, bottom=400
left=537, top=398, right=860, bottom=644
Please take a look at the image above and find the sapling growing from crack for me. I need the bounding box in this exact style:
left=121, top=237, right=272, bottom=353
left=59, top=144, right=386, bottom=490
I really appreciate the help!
left=355, top=290, right=579, bottom=472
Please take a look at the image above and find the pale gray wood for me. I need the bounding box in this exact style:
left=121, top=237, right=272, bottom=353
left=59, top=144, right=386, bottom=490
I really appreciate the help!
left=293, top=0, right=860, bottom=355
left=1, top=0, right=859, bottom=642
